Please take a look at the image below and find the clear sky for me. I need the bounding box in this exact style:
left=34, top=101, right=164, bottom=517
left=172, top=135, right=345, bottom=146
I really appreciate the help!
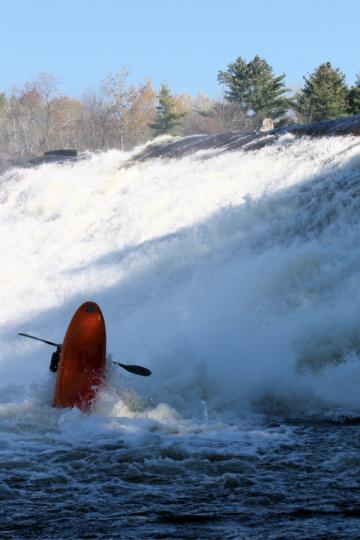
left=1, top=0, right=359, bottom=98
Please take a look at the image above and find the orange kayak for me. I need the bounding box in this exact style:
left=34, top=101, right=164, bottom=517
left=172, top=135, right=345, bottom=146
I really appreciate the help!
left=54, top=301, right=106, bottom=410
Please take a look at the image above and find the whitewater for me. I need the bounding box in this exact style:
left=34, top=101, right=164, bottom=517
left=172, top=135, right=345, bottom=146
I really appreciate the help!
left=1, top=133, right=360, bottom=538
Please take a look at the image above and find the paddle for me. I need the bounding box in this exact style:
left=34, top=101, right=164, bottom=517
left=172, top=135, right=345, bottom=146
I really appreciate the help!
left=112, top=361, right=151, bottom=377
left=18, top=333, right=152, bottom=377
left=18, top=332, right=60, bottom=348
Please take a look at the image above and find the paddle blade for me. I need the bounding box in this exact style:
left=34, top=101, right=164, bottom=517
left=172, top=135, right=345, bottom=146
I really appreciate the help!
left=114, top=362, right=152, bottom=377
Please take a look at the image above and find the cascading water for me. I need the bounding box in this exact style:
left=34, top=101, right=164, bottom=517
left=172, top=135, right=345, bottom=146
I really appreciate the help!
left=1, top=134, right=360, bottom=539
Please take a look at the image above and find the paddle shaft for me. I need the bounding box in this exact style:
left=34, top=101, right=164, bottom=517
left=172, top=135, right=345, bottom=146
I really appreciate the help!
left=18, top=333, right=151, bottom=376
left=18, top=333, right=61, bottom=348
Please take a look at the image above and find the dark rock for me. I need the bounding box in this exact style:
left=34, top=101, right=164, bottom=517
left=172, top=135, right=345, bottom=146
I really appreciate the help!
left=131, top=113, right=360, bottom=163
left=44, top=149, right=77, bottom=157
left=0, top=150, right=80, bottom=176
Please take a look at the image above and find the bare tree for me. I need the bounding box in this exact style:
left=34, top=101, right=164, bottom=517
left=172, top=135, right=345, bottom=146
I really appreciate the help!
left=0, top=89, right=43, bottom=156
left=101, top=70, right=158, bottom=151
left=50, top=96, right=85, bottom=149
left=80, top=89, right=114, bottom=150
left=175, top=93, right=251, bottom=136
left=102, top=68, right=131, bottom=151
left=25, top=72, right=60, bottom=151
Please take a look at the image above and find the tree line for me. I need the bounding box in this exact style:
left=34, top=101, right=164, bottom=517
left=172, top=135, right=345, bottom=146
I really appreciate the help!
left=0, top=57, right=359, bottom=158
left=217, top=57, right=360, bottom=127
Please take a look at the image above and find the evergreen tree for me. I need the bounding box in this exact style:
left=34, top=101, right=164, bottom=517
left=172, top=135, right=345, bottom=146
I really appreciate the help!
left=294, top=62, right=348, bottom=122
left=348, top=74, right=360, bottom=115
left=217, top=55, right=290, bottom=125
left=150, top=83, right=185, bottom=135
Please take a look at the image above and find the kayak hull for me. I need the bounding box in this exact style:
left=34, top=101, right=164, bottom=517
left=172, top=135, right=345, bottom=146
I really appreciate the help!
left=54, top=301, right=106, bottom=410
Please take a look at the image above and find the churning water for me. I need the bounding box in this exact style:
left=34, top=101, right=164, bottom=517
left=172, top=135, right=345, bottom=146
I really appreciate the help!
left=1, top=134, right=360, bottom=538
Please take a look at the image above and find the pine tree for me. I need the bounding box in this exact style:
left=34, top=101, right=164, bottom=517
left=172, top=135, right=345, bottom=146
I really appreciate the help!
left=217, top=55, right=290, bottom=125
left=348, top=74, right=360, bottom=115
left=150, top=83, right=185, bottom=135
left=294, top=62, right=348, bottom=122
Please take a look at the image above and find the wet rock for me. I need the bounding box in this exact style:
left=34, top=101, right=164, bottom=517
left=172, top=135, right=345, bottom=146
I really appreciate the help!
left=132, top=113, right=360, bottom=162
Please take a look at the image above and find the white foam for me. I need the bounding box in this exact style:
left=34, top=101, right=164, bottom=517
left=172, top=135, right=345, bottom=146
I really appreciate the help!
left=1, top=135, right=360, bottom=423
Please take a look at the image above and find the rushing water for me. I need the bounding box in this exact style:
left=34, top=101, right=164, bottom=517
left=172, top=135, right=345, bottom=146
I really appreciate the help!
left=1, top=134, right=360, bottom=538
left=2, top=406, right=360, bottom=539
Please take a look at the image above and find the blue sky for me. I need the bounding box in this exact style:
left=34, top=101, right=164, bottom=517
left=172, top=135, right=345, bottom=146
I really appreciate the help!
left=1, top=0, right=359, bottom=98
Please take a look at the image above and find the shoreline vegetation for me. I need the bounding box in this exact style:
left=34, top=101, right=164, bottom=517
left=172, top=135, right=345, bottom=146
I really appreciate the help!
left=0, top=57, right=359, bottom=159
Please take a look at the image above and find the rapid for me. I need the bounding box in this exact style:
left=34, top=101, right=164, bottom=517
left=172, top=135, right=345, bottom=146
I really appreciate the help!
left=1, top=133, right=360, bottom=538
